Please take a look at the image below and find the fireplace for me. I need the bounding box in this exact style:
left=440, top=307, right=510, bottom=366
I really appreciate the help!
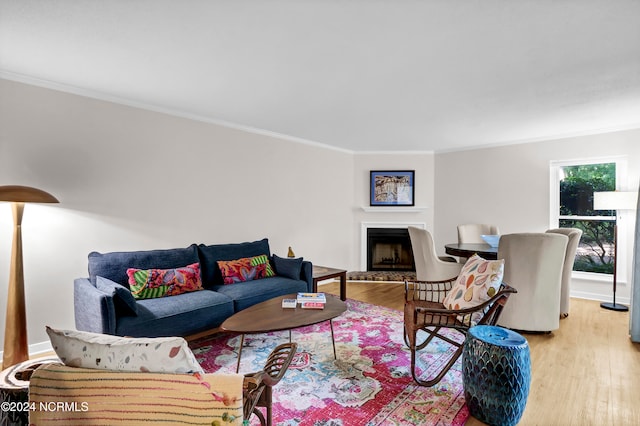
left=367, top=228, right=415, bottom=271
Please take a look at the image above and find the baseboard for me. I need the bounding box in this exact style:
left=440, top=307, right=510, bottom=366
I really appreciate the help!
left=571, top=289, right=630, bottom=306
left=0, top=341, right=54, bottom=360
left=29, top=340, right=54, bottom=356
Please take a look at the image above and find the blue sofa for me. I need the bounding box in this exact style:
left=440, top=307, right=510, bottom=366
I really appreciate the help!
left=74, top=238, right=313, bottom=338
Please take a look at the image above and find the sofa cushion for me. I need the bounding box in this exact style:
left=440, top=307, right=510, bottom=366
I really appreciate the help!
left=212, top=276, right=309, bottom=311
left=96, top=276, right=138, bottom=316
left=46, top=326, right=204, bottom=374
left=116, top=289, right=234, bottom=338
left=198, top=238, right=271, bottom=287
left=126, top=263, right=203, bottom=299
left=217, top=254, right=274, bottom=285
left=88, top=244, right=200, bottom=287
left=272, top=254, right=304, bottom=280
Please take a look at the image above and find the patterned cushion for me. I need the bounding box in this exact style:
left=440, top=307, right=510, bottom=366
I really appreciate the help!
left=29, top=364, right=243, bottom=425
left=217, top=254, right=274, bottom=285
left=442, top=254, right=504, bottom=310
left=46, top=327, right=204, bottom=374
left=126, top=263, right=203, bottom=299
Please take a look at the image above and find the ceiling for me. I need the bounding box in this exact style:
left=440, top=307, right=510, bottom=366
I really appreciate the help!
left=1, top=1, right=640, bottom=153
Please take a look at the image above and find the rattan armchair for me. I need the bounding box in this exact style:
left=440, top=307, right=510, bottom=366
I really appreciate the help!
left=404, top=278, right=516, bottom=386
left=243, top=342, right=297, bottom=426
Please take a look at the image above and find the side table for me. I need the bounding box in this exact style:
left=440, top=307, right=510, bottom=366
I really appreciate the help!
left=462, top=325, right=531, bottom=426
left=0, top=356, right=60, bottom=426
left=312, top=265, right=347, bottom=301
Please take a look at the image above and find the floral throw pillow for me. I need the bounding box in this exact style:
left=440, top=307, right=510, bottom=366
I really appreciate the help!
left=217, top=254, right=274, bottom=285
left=127, top=263, right=203, bottom=300
left=442, top=254, right=504, bottom=310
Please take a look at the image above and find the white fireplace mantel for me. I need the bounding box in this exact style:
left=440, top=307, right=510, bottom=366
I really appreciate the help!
left=360, top=206, right=428, bottom=213
left=360, top=221, right=426, bottom=271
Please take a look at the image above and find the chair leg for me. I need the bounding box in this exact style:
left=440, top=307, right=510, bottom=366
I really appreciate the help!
left=411, top=344, right=464, bottom=387
left=252, top=408, right=266, bottom=426
left=264, top=386, right=273, bottom=426
left=408, top=327, right=464, bottom=387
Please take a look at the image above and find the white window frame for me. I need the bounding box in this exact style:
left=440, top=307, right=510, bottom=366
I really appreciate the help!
left=549, top=156, right=630, bottom=283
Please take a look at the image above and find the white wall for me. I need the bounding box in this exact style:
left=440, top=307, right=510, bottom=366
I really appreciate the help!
left=0, top=79, right=355, bottom=352
left=353, top=153, right=435, bottom=268
left=434, top=131, right=640, bottom=304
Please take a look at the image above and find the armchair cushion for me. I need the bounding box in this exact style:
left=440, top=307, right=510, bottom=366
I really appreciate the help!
left=46, top=327, right=204, bottom=374
left=29, top=364, right=243, bottom=425
left=442, top=254, right=504, bottom=310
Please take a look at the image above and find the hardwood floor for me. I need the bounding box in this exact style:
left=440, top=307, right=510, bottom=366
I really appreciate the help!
left=320, top=280, right=640, bottom=426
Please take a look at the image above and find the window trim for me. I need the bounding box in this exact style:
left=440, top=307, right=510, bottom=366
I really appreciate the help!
left=549, top=155, right=630, bottom=282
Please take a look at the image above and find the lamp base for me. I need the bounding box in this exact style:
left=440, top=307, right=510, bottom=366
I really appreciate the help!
left=600, top=302, right=628, bottom=312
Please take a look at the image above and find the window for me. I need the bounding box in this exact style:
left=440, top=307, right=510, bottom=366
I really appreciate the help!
left=550, top=157, right=628, bottom=276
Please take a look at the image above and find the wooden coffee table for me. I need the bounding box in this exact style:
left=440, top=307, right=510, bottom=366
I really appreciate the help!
left=220, top=293, right=347, bottom=372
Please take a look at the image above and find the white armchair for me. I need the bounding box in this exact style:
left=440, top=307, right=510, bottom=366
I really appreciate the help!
left=408, top=227, right=462, bottom=282
left=546, top=228, right=583, bottom=318
left=457, top=223, right=500, bottom=244
left=496, top=233, right=568, bottom=332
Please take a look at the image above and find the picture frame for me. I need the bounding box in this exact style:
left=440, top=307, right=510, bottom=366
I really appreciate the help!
left=370, top=170, right=415, bottom=206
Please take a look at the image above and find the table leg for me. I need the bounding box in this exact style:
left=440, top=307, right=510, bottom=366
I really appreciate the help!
left=235, top=334, right=245, bottom=373
left=339, top=272, right=347, bottom=301
left=330, top=319, right=338, bottom=360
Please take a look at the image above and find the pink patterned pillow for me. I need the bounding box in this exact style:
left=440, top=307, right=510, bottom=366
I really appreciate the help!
left=127, top=263, right=203, bottom=299
left=217, top=254, right=273, bottom=285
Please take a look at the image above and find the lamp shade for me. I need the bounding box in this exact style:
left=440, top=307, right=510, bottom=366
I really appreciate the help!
left=0, top=185, right=59, bottom=203
left=593, top=191, right=638, bottom=211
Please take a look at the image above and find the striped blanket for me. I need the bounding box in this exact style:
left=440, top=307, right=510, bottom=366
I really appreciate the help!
left=28, top=363, right=244, bottom=425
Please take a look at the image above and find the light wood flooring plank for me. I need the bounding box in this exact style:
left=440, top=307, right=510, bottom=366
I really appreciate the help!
left=319, top=280, right=640, bottom=425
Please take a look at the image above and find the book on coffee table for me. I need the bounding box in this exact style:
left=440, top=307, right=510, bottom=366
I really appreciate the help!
left=297, top=292, right=326, bottom=304
left=282, top=299, right=297, bottom=309
left=301, top=301, right=325, bottom=310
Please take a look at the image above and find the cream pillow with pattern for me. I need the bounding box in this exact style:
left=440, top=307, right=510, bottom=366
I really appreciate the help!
left=46, top=327, right=204, bottom=374
left=442, top=254, right=504, bottom=310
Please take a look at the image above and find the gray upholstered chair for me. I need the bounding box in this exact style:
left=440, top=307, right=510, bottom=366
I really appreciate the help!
left=496, top=233, right=568, bottom=332
left=546, top=228, right=583, bottom=318
left=457, top=223, right=500, bottom=244
left=408, top=226, right=463, bottom=282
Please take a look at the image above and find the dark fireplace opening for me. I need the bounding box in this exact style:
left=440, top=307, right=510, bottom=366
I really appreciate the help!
left=367, top=228, right=415, bottom=271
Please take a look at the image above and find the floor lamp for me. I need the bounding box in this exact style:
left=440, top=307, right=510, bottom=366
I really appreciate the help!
left=0, top=185, right=59, bottom=369
left=593, top=191, right=638, bottom=312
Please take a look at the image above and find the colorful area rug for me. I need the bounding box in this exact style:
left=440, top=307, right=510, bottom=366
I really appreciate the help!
left=190, top=299, right=469, bottom=426
left=346, top=271, right=417, bottom=281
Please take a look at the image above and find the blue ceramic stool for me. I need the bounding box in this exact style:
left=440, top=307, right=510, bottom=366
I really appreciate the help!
left=462, top=325, right=531, bottom=426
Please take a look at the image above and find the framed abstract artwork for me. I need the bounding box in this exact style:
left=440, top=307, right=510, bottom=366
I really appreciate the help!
left=370, top=170, right=415, bottom=206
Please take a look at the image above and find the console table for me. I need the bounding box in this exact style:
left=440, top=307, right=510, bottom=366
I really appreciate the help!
left=312, top=265, right=347, bottom=301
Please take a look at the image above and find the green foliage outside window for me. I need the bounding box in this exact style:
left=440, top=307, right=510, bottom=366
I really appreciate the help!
left=559, top=163, right=615, bottom=274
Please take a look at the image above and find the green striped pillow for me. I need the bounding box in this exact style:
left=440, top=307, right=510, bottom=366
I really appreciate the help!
left=251, top=254, right=275, bottom=277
